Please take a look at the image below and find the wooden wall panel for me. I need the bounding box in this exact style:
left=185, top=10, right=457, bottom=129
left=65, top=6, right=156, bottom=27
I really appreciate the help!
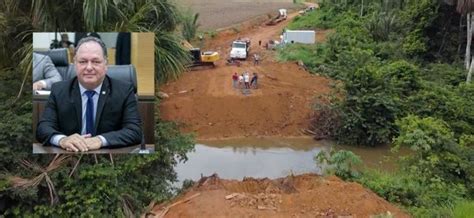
left=131, top=33, right=155, bottom=96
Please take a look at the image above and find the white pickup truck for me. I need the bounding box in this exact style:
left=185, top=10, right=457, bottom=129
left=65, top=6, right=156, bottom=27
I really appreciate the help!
left=230, top=38, right=250, bottom=59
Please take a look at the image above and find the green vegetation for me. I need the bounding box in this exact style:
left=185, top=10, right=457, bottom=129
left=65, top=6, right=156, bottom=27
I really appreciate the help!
left=453, top=201, right=474, bottom=218
left=0, top=0, right=194, bottom=216
left=288, top=6, right=351, bottom=30
left=280, top=0, right=472, bottom=146
left=181, top=10, right=200, bottom=41
left=290, top=0, right=474, bottom=216
left=315, top=149, right=362, bottom=180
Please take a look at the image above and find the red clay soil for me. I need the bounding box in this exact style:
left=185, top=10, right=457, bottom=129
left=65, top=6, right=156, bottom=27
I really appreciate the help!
left=149, top=174, right=410, bottom=217
left=159, top=8, right=333, bottom=140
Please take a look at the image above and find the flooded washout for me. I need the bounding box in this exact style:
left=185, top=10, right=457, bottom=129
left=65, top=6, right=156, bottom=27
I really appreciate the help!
left=174, top=137, right=410, bottom=184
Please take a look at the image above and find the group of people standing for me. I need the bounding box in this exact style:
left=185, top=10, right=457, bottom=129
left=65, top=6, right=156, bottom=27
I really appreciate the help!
left=232, top=72, right=258, bottom=90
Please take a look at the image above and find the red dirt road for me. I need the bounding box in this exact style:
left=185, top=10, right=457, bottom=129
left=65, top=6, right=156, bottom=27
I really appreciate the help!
left=160, top=9, right=332, bottom=139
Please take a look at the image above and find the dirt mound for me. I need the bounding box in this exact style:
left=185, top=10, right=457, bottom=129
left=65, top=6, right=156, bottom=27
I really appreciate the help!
left=149, top=174, right=410, bottom=217
left=159, top=9, right=332, bottom=140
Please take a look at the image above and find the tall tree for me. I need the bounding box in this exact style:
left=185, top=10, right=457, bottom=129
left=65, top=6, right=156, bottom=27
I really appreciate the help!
left=455, top=0, right=474, bottom=82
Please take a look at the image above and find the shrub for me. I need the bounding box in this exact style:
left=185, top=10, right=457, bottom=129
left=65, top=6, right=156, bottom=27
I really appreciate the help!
left=378, top=60, right=421, bottom=97
left=421, top=63, right=465, bottom=86
left=453, top=201, right=474, bottom=218
left=365, top=11, right=400, bottom=41
left=406, top=82, right=474, bottom=137
left=315, top=149, right=362, bottom=180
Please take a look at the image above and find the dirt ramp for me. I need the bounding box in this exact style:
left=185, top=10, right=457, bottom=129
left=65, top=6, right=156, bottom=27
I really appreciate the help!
left=149, top=174, right=410, bottom=217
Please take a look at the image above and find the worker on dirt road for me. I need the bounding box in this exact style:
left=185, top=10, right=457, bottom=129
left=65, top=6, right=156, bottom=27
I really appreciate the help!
left=244, top=72, right=250, bottom=89
left=253, top=54, right=260, bottom=65
left=251, top=72, right=258, bottom=89
left=238, top=74, right=244, bottom=89
left=232, top=73, right=238, bottom=88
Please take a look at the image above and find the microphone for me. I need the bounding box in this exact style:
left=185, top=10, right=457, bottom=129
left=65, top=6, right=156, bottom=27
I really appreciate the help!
left=131, top=133, right=152, bottom=154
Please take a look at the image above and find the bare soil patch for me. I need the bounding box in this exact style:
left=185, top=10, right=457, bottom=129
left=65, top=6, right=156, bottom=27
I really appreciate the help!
left=175, top=0, right=299, bottom=30
left=149, top=174, right=410, bottom=217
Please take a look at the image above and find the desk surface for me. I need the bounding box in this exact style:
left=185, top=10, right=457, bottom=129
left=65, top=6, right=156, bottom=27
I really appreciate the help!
left=33, top=143, right=155, bottom=154
left=33, top=94, right=155, bottom=101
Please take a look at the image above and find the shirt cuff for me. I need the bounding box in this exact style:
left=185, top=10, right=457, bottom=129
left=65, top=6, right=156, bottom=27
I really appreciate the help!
left=39, top=80, right=48, bottom=89
left=50, top=134, right=66, bottom=147
left=98, top=135, right=109, bottom=148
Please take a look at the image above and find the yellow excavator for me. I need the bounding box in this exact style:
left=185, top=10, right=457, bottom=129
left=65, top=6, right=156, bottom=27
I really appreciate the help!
left=182, top=40, right=220, bottom=69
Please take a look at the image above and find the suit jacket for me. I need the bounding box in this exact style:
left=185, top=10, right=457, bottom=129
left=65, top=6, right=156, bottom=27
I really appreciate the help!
left=33, top=53, right=62, bottom=89
left=36, top=75, right=142, bottom=148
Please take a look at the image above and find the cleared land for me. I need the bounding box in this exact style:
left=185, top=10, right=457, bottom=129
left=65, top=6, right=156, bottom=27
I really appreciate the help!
left=175, top=0, right=299, bottom=30
left=160, top=10, right=333, bottom=140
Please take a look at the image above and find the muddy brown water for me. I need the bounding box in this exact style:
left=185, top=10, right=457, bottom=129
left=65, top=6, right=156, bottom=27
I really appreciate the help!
left=174, top=137, right=410, bottom=185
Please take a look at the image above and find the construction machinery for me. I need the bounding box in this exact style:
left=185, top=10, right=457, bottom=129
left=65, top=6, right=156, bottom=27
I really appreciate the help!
left=182, top=40, right=220, bottom=69
left=230, top=38, right=251, bottom=59
left=299, top=5, right=316, bottom=15
left=266, top=39, right=280, bottom=50
left=266, top=9, right=287, bottom=26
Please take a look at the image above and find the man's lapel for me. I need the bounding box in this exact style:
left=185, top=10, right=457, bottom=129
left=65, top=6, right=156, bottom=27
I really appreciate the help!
left=71, top=80, right=82, bottom=133
left=95, top=76, right=110, bottom=133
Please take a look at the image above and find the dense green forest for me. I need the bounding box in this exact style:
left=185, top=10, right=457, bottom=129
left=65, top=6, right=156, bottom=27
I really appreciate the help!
left=279, top=0, right=474, bottom=216
left=0, top=0, right=195, bottom=216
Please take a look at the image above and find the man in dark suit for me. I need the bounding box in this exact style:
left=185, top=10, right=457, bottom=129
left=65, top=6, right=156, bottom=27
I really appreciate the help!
left=36, top=36, right=142, bottom=152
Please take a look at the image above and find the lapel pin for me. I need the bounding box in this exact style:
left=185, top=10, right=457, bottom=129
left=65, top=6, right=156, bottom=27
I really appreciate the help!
left=102, top=91, right=106, bottom=95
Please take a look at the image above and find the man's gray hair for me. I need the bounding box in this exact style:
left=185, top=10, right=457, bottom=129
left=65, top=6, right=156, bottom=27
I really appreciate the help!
left=74, top=36, right=108, bottom=60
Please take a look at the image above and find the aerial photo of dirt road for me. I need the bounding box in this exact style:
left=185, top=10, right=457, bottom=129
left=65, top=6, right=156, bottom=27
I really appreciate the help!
left=160, top=3, right=333, bottom=140
left=153, top=1, right=410, bottom=217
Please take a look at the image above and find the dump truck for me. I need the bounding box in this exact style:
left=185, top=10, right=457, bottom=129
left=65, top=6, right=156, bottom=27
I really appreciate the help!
left=230, top=38, right=250, bottom=59
left=266, top=9, right=287, bottom=26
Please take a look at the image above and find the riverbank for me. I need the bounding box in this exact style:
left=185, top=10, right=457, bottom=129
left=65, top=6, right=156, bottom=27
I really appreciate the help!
left=150, top=173, right=409, bottom=217
left=174, top=137, right=408, bottom=189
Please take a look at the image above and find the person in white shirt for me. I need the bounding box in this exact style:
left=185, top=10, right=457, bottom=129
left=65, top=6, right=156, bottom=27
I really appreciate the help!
left=243, top=72, right=250, bottom=89
left=238, top=74, right=244, bottom=88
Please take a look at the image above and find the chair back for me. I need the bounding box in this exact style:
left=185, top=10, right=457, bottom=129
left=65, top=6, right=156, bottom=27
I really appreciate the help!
left=66, top=64, right=137, bottom=93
